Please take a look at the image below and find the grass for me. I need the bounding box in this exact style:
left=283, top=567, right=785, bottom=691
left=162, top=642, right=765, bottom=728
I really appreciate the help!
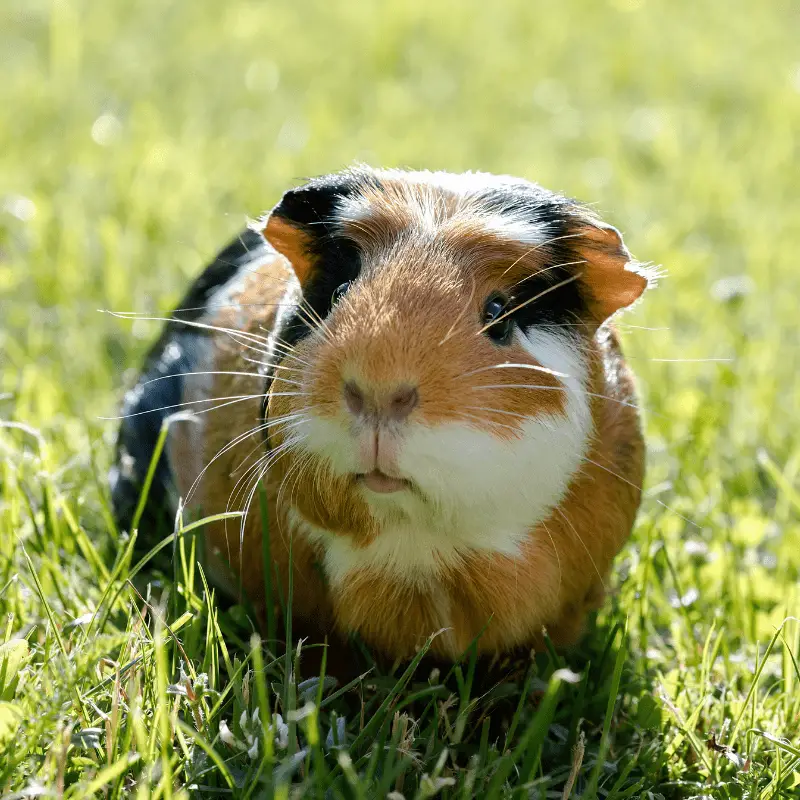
left=1, top=0, right=800, bottom=796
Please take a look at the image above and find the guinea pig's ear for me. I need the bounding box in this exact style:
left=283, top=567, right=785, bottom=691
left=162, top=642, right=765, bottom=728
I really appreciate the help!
left=571, top=217, right=653, bottom=322
left=262, top=214, right=316, bottom=285
left=257, top=173, right=362, bottom=285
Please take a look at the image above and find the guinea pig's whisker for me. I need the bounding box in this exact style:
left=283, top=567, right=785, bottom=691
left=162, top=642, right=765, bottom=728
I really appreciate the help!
left=266, top=344, right=314, bottom=369
left=275, top=448, right=315, bottom=513
left=157, top=301, right=289, bottom=316
left=183, top=412, right=304, bottom=506
left=298, top=298, right=332, bottom=334
left=636, top=357, right=733, bottom=363
left=225, top=425, right=290, bottom=478
left=270, top=357, right=313, bottom=376
left=184, top=424, right=270, bottom=509
left=472, top=382, right=569, bottom=391
left=614, top=324, right=671, bottom=331
left=583, top=452, right=700, bottom=529
left=101, top=393, right=265, bottom=421
left=475, top=273, right=583, bottom=336
left=287, top=451, right=319, bottom=511
left=269, top=375, right=307, bottom=388
left=103, top=310, right=272, bottom=345
left=285, top=450, right=318, bottom=510
left=540, top=520, right=563, bottom=593
left=232, top=467, right=272, bottom=547
left=227, top=453, right=271, bottom=511
left=294, top=303, right=324, bottom=333
left=268, top=455, right=312, bottom=549
left=499, top=232, right=587, bottom=277
left=221, top=331, right=276, bottom=360
left=458, top=362, right=569, bottom=380
left=438, top=274, right=477, bottom=347
left=269, top=369, right=307, bottom=388
left=226, top=430, right=299, bottom=507
left=550, top=439, right=701, bottom=531
left=241, top=354, right=280, bottom=372
left=223, top=426, right=303, bottom=520
left=230, top=437, right=305, bottom=564
left=472, top=384, right=646, bottom=414
left=236, top=358, right=305, bottom=380
left=265, top=338, right=305, bottom=357
left=228, top=417, right=309, bottom=478
left=297, top=306, right=335, bottom=346
left=228, top=435, right=299, bottom=514
left=310, top=458, right=328, bottom=522
left=163, top=396, right=269, bottom=418
left=507, top=260, right=587, bottom=290
left=552, top=506, right=605, bottom=589
left=241, top=353, right=311, bottom=375
left=455, top=411, right=522, bottom=435
left=271, top=363, right=308, bottom=378
left=263, top=336, right=316, bottom=365
left=114, top=390, right=307, bottom=421
left=287, top=451, right=322, bottom=522
left=462, top=405, right=530, bottom=420
left=138, top=370, right=267, bottom=388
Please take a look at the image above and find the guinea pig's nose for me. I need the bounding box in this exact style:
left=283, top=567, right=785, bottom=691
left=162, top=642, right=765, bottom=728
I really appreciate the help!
left=386, top=385, right=418, bottom=421
left=343, top=381, right=366, bottom=416
left=342, top=380, right=418, bottom=422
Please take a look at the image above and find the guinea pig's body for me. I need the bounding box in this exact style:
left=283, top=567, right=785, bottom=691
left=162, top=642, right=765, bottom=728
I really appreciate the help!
left=111, top=167, right=653, bottom=661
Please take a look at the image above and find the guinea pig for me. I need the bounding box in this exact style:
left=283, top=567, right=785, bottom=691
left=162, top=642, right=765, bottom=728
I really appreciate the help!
left=110, top=166, right=655, bottom=662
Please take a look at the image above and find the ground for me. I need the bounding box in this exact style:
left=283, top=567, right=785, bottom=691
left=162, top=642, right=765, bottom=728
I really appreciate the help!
left=1, top=0, right=800, bottom=797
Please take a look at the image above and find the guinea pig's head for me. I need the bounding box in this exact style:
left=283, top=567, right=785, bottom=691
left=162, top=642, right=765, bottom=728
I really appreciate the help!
left=259, top=167, right=652, bottom=559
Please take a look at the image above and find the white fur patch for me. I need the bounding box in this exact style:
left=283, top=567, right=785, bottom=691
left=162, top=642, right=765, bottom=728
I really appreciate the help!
left=289, top=329, right=591, bottom=588
left=480, top=214, right=548, bottom=247
left=336, top=192, right=547, bottom=247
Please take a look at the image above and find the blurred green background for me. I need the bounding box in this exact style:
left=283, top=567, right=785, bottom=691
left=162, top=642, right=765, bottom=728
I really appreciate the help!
left=3, top=0, right=800, bottom=679
left=2, top=0, right=799, bottom=437
left=2, top=1, right=799, bottom=428
left=2, top=0, right=800, bottom=793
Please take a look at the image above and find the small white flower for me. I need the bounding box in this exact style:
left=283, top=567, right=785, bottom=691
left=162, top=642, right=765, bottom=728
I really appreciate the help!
left=219, top=719, right=239, bottom=748
left=273, top=713, right=289, bottom=750
left=221, top=708, right=289, bottom=755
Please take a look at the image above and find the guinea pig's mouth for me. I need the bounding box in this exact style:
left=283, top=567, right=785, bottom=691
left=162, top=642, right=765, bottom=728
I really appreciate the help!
left=355, top=469, right=412, bottom=494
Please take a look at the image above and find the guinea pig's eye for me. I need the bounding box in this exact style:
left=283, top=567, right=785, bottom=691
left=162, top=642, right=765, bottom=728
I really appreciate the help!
left=331, top=281, right=351, bottom=305
left=482, top=294, right=514, bottom=345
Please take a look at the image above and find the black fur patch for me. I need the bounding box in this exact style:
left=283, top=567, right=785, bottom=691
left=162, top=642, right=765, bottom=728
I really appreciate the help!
left=474, top=182, right=589, bottom=331
left=268, top=173, right=371, bottom=348
left=110, top=227, right=273, bottom=538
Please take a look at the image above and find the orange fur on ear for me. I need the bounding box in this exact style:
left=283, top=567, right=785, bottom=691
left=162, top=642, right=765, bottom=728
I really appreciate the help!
left=575, top=223, right=649, bottom=321
left=263, top=216, right=316, bottom=284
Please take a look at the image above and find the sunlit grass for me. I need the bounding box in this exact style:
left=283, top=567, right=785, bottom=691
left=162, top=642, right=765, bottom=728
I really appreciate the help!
left=2, top=0, right=800, bottom=796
